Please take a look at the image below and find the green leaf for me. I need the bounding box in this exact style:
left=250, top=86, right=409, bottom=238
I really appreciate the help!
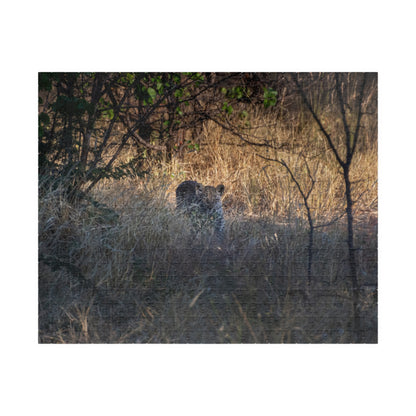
left=222, top=102, right=233, bottom=114
left=156, top=80, right=164, bottom=93
left=147, top=87, right=157, bottom=102
left=126, top=73, right=135, bottom=85
left=263, top=87, right=278, bottom=108
left=103, top=108, right=114, bottom=120
left=174, top=88, right=184, bottom=98
left=186, top=141, right=200, bottom=152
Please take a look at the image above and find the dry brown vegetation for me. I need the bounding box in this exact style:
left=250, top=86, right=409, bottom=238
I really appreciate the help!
left=39, top=102, right=377, bottom=343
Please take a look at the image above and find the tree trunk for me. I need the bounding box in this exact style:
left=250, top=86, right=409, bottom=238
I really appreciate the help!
left=344, top=165, right=361, bottom=342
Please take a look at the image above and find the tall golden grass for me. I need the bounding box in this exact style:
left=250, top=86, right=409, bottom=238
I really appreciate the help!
left=39, top=111, right=377, bottom=343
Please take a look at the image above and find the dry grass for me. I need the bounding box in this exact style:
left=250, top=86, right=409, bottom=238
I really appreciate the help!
left=39, top=112, right=377, bottom=343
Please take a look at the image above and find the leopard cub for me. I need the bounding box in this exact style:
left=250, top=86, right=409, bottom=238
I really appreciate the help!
left=176, top=180, right=225, bottom=233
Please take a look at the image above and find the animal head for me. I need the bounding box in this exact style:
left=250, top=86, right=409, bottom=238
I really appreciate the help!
left=196, top=184, right=225, bottom=210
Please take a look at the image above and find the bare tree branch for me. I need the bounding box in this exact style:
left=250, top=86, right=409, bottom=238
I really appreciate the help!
left=335, top=73, right=352, bottom=157
left=351, top=73, right=368, bottom=157
left=291, top=73, right=346, bottom=168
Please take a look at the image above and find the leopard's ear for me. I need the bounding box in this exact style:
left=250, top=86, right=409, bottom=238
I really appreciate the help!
left=216, top=184, right=225, bottom=195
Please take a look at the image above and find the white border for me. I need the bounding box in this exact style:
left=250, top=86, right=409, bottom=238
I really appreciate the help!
left=2, top=1, right=416, bottom=415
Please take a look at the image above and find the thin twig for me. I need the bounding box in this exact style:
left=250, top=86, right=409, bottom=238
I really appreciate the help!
left=351, top=73, right=368, bottom=157
left=291, top=73, right=345, bottom=168
left=335, top=73, right=352, bottom=157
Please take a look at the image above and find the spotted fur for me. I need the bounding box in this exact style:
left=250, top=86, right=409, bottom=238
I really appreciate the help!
left=176, top=180, right=225, bottom=233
